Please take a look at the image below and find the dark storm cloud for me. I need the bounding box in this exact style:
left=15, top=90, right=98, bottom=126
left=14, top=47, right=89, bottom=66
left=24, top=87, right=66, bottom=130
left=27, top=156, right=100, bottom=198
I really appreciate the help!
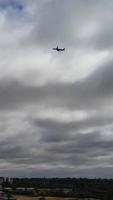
left=51, top=134, right=113, bottom=156
left=0, top=58, right=113, bottom=174
left=0, top=125, right=112, bottom=177
left=33, top=106, right=113, bottom=135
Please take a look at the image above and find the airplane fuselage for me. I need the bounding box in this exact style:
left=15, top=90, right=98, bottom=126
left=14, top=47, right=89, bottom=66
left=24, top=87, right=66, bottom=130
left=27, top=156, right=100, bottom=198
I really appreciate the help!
left=53, top=46, right=65, bottom=51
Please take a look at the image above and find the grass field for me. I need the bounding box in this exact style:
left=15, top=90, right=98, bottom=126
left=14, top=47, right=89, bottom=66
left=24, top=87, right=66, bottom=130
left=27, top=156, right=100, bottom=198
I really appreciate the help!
left=15, top=196, right=98, bottom=200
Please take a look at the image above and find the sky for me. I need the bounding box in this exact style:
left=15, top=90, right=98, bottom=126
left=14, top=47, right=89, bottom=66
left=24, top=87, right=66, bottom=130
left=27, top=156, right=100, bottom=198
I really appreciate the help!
left=0, top=0, right=113, bottom=178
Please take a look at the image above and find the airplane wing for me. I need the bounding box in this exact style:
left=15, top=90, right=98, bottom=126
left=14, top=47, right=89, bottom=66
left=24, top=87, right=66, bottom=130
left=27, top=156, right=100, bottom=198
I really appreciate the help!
left=59, top=48, right=65, bottom=51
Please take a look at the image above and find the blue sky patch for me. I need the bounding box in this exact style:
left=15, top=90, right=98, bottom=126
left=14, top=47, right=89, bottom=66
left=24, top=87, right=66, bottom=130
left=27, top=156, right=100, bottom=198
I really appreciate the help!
left=0, top=1, right=23, bottom=12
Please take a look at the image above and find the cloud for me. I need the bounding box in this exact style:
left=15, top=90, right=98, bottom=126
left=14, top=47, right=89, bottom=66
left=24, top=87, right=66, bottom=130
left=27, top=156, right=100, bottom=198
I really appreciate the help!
left=0, top=0, right=113, bottom=177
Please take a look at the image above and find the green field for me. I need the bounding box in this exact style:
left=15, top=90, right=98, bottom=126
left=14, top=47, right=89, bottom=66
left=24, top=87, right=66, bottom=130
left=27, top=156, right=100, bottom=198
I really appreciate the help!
left=15, top=196, right=98, bottom=200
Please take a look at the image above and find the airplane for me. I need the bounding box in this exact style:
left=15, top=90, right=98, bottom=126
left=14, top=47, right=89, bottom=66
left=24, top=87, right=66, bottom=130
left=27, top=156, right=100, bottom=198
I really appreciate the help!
left=53, top=46, right=65, bottom=52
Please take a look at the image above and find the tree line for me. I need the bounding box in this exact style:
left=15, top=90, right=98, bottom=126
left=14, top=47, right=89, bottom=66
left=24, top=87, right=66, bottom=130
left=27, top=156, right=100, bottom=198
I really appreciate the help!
left=2, top=178, right=113, bottom=200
